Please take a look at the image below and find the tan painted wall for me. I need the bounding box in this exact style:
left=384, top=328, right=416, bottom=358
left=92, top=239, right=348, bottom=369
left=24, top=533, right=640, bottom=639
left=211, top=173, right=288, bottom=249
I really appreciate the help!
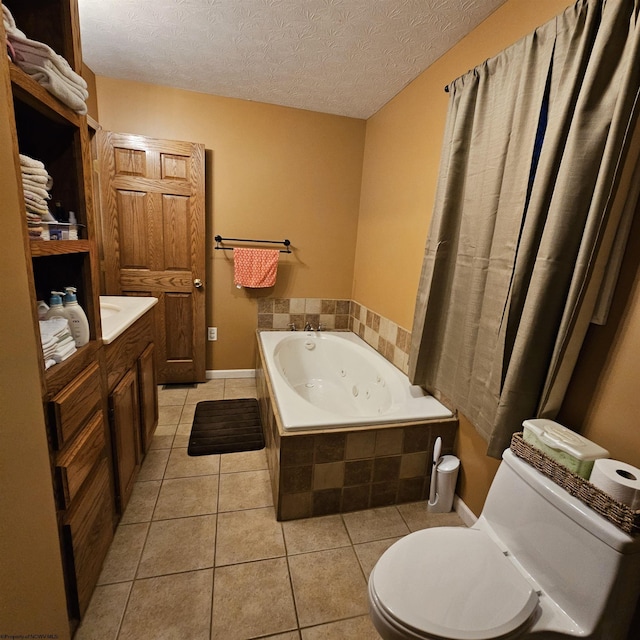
left=95, top=77, right=365, bottom=370
left=354, top=0, right=573, bottom=514
left=0, top=67, right=70, bottom=636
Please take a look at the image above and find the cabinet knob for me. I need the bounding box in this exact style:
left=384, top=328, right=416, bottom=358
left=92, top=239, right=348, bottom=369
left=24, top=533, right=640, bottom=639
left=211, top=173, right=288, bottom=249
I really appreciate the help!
left=194, top=278, right=203, bottom=289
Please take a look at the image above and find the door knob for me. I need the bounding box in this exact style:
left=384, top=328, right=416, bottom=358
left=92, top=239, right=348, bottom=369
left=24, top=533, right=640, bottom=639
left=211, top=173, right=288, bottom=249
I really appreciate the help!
left=194, top=278, right=203, bottom=288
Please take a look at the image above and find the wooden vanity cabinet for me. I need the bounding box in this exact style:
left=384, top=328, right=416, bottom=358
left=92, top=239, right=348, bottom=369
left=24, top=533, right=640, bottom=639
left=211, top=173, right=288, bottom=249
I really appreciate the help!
left=104, top=309, right=158, bottom=513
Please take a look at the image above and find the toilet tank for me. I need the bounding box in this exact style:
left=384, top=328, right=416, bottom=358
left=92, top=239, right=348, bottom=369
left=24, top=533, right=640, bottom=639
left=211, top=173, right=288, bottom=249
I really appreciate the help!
left=478, top=449, right=640, bottom=638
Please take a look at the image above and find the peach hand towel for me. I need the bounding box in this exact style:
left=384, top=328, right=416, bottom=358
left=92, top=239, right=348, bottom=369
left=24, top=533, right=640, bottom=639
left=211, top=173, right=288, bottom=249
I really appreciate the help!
left=233, top=248, right=279, bottom=288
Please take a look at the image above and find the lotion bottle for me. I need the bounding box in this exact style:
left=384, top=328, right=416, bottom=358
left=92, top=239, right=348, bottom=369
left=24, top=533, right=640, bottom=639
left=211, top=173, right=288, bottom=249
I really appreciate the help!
left=44, top=291, right=69, bottom=321
left=63, top=286, right=90, bottom=347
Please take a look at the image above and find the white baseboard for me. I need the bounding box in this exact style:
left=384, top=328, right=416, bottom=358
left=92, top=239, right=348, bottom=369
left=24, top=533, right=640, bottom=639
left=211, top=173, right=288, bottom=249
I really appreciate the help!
left=454, top=495, right=478, bottom=527
left=206, top=369, right=256, bottom=379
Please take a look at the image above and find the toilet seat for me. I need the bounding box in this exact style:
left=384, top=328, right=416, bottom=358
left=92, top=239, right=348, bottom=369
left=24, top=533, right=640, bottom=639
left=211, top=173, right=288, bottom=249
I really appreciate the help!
left=369, top=527, right=539, bottom=640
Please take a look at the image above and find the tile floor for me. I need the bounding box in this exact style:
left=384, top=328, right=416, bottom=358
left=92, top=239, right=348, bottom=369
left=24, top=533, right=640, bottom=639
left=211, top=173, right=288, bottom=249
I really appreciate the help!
left=75, top=378, right=465, bottom=640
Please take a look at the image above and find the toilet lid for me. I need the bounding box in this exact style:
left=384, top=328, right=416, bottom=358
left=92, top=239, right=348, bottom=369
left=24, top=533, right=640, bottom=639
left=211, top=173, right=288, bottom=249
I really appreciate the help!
left=370, top=527, right=539, bottom=640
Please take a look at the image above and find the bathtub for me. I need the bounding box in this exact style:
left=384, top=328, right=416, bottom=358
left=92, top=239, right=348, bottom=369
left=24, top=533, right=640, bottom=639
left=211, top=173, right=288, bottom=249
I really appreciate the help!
left=258, top=330, right=453, bottom=431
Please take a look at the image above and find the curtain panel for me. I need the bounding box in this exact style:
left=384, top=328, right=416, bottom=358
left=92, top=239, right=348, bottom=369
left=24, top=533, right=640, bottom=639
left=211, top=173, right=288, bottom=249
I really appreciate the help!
left=409, top=0, right=640, bottom=457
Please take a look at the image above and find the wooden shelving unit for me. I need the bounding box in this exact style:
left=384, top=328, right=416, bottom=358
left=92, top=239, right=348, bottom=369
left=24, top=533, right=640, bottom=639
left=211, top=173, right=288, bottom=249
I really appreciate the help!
left=2, top=0, right=114, bottom=629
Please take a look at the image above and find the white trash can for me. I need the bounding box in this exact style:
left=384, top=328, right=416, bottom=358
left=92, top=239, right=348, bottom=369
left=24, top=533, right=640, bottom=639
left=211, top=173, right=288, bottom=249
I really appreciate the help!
left=427, top=454, right=460, bottom=513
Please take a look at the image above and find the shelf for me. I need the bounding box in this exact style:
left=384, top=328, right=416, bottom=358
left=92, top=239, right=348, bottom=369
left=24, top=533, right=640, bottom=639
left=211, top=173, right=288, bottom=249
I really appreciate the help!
left=31, top=240, right=91, bottom=257
left=10, top=63, right=82, bottom=127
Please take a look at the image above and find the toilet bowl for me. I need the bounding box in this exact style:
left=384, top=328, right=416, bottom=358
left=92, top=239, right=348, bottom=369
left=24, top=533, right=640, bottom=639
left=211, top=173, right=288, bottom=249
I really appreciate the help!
left=368, top=449, right=640, bottom=640
left=368, top=527, right=539, bottom=640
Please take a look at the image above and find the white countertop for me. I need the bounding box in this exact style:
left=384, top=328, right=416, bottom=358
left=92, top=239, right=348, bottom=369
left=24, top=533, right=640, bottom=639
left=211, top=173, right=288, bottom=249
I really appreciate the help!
left=100, top=296, right=158, bottom=344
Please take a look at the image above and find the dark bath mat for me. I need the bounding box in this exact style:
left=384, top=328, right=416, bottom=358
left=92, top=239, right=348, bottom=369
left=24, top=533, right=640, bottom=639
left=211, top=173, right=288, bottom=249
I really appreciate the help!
left=188, top=398, right=265, bottom=456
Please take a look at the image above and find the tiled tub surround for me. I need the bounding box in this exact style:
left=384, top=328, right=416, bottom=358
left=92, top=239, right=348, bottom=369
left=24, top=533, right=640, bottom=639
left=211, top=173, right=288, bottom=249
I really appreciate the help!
left=256, top=337, right=458, bottom=521
left=256, top=298, right=412, bottom=375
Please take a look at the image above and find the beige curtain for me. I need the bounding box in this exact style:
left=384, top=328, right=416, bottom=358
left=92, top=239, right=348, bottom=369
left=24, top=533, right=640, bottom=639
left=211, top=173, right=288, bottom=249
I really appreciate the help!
left=409, top=0, right=640, bottom=457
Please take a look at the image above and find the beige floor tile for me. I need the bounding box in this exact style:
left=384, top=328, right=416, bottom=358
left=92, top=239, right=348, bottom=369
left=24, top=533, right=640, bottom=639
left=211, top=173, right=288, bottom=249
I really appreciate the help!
left=164, top=447, right=220, bottom=478
left=137, top=515, right=217, bottom=578
left=158, top=404, right=183, bottom=426
left=157, top=386, right=190, bottom=406
left=149, top=433, right=174, bottom=450
left=153, top=475, right=218, bottom=520
left=397, top=501, right=465, bottom=531
left=98, top=523, right=149, bottom=585
left=74, top=582, right=132, bottom=640
left=342, top=506, right=409, bottom=544
left=288, top=547, right=369, bottom=627
left=120, top=481, right=161, bottom=524
left=186, top=379, right=225, bottom=403
left=218, top=469, right=273, bottom=512
left=262, top=633, right=300, bottom=640
left=223, top=379, right=257, bottom=399
left=219, top=448, right=268, bottom=473
left=119, top=569, right=212, bottom=640
left=153, top=423, right=179, bottom=438
left=180, top=403, right=198, bottom=424
left=282, top=514, right=351, bottom=555
left=301, top=615, right=382, bottom=639
left=211, top=558, right=297, bottom=640
left=353, top=537, right=404, bottom=580
left=173, top=421, right=193, bottom=448
left=215, top=507, right=284, bottom=566
left=137, top=448, right=170, bottom=482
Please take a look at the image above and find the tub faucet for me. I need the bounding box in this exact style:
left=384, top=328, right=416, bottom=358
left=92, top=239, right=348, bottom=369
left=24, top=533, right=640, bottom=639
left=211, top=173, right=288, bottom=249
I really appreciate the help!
left=304, top=322, right=315, bottom=331
left=288, top=322, right=297, bottom=331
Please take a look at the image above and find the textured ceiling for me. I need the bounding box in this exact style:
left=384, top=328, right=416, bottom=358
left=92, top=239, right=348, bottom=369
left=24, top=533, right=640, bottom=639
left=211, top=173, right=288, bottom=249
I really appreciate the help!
left=77, top=0, right=507, bottom=120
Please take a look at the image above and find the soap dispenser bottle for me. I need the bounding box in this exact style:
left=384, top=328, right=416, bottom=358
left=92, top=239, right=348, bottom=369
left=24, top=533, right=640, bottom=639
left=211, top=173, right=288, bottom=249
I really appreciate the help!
left=44, top=291, right=69, bottom=321
left=63, top=286, right=90, bottom=347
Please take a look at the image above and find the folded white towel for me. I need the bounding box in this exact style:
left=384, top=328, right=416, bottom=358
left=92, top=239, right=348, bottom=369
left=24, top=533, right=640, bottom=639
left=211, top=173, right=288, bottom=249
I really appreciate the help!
left=2, top=5, right=19, bottom=35
left=19, top=153, right=45, bottom=169
left=5, top=8, right=89, bottom=115
left=22, top=184, right=51, bottom=201
left=16, top=60, right=88, bottom=114
left=39, top=317, right=69, bottom=339
left=53, top=343, right=76, bottom=363
left=21, top=172, right=49, bottom=186
left=10, top=37, right=88, bottom=91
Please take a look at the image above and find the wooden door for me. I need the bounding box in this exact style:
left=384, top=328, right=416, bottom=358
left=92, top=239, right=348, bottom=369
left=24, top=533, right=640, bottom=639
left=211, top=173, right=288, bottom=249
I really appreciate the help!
left=97, top=131, right=206, bottom=383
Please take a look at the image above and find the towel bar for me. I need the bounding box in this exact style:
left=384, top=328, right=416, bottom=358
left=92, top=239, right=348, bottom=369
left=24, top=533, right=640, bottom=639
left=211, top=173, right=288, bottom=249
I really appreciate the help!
left=214, top=235, right=291, bottom=254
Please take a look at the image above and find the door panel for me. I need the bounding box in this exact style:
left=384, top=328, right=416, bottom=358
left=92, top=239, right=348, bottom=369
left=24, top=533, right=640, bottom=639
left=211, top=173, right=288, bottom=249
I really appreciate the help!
left=97, top=131, right=206, bottom=383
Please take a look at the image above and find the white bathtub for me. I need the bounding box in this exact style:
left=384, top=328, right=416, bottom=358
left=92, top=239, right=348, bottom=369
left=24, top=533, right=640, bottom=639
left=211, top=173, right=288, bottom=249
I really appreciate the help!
left=258, top=330, right=453, bottom=431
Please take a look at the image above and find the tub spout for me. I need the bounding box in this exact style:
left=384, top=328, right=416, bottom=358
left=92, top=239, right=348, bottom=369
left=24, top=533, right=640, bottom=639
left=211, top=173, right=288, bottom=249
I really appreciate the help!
left=304, top=322, right=315, bottom=331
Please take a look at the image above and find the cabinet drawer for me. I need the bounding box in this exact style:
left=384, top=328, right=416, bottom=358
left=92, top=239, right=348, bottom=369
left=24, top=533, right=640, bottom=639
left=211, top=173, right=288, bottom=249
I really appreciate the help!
left=63, top=458, right=114, bottom=619
left=50, top=362, right=102, bottom=448
left=56, top=410, right=106, bottom=509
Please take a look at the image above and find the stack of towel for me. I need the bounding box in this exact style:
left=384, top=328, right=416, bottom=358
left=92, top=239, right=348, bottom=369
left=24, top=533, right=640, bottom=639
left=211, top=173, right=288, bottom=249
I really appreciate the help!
left=39, top=316, right=77, bottom=369
left=3, top=4, right=89, bottom=115
left=20, top=153, right=55, bottom=240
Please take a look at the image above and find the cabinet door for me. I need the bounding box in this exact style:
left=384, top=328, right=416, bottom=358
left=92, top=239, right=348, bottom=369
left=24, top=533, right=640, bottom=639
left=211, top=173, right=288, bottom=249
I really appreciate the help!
left=110, top=368, right=141, bottom=512
left=63, top=458, right=114, bottom=619
left=138, top=343, right=158, bottom=454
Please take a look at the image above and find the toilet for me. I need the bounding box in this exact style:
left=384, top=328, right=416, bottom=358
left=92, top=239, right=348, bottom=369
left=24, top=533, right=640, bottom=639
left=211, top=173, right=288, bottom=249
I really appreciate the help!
left=368, top=449, right=640, bottom=640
